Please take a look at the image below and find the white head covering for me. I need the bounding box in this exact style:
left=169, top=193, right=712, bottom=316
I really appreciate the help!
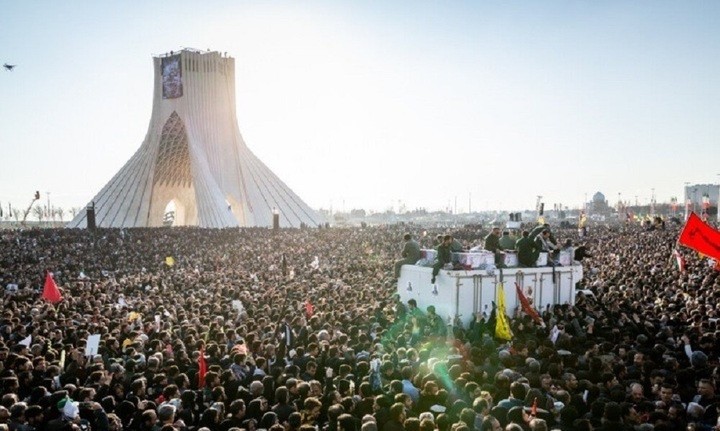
left=63, top=400, right=79, bottom=419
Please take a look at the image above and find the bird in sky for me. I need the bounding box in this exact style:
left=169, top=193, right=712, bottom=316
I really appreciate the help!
left=3, top=64, right=17, bottom=71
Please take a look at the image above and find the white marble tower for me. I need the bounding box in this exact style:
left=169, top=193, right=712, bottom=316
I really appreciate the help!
left=69, top=49, right=324, bottom=228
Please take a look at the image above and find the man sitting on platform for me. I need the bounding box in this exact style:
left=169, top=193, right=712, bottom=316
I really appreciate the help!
left=431, top=235, right=453, bottom=284
left=394, top=233, right=422, bottom=278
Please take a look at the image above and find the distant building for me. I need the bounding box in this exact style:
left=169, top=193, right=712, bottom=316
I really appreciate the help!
left=684, top=184, right=720, bottom=216
left=590, top=191, right=612, bottom=214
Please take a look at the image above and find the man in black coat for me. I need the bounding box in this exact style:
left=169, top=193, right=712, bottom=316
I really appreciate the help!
left=516, top=231, right=536, bottom=267
left=431, top=235, right=453, bottom=284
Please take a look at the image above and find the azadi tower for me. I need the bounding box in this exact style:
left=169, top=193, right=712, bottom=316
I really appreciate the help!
left=69, top=49, right=324, bottom=228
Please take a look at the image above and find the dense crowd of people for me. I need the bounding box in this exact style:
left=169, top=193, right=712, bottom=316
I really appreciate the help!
left=0, top=220, right=718, bottom=431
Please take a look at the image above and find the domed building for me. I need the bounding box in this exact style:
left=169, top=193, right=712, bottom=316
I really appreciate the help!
left=591, top=191, right=612, bottom=214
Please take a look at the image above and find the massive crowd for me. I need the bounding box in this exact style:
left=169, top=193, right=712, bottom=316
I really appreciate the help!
left=0, top=220, right=718, bottom=431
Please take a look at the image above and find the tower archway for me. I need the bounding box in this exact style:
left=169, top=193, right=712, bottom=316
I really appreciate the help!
left=148, top=112, right=198, bottom=226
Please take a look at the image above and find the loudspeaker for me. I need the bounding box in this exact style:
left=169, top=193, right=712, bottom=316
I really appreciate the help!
left=272, top=213, right=280, bottom=230
left=86, top=205, right=96, bottom=230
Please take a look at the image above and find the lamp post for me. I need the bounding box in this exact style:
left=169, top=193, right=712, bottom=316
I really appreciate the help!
left=671, top=197, right=678, bottom=217
left=684, top=182, right=690, bottom=220
left=651, top=188, right=655, bottom=216
left=717, top=174, right=720, bottom=223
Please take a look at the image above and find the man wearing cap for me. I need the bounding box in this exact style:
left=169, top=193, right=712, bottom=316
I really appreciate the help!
left=394, top=234, right=422, bottom=278
left=47, top=397, right=82, bottom=431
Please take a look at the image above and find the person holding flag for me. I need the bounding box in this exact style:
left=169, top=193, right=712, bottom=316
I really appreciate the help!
left=42, top=270, right=63, bottom=303
left=495, top=282, right=513, bottom=341
left=197, top=345, right=208, bottom=389
left=515, top=283, right=543, bottom=326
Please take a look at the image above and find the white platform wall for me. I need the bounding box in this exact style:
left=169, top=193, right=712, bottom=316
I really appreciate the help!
left=397, top=265, right=582, bottom=327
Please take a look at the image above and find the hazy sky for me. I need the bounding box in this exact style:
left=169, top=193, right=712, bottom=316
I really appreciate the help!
left=1, top=1, right=719, bottom=214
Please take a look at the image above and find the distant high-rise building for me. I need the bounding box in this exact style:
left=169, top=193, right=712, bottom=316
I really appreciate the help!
left=683, top=183, right=720, bottom=217
left=69, top=49, right=324, bottom=228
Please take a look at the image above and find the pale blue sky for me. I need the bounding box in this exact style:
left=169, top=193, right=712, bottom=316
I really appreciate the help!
left=1, top=1, right=719, bottom=214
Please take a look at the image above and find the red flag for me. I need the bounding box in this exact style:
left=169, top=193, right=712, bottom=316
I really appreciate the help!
left=514, top=282, right=542, bottom=325
left=305, top=300, right=314, bottom=318
left=197, top=347, right=207, bottom=388
left=42, top=272, right=62, bottom=303
left=678, top=212, right=720, bottom=261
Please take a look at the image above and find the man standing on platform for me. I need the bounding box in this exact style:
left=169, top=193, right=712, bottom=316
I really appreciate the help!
left=484, top=227, right=503, bottom=265
left=450, top=235, right=464, bottom=252
left=499, top=230, right=516, bottom=251
left=394, top=233, right=422, bottom=278
left=484, top=227, right=502, bottom=252
left=535, top=230, right=557, bottom=253
left=516, top=231, right=536, bottom=267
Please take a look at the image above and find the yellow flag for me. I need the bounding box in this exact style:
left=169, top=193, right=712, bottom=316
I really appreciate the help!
left=495, top=282, right=513, bottom=341
left=165, top=256, right=175, bottom=267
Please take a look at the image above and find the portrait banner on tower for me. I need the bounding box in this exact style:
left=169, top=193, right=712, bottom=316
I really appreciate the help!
left=162, top=54, right=183, bottom=99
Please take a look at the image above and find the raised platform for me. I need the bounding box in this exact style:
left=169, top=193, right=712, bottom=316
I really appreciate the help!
left=397, top=264, right=583, bottom=327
